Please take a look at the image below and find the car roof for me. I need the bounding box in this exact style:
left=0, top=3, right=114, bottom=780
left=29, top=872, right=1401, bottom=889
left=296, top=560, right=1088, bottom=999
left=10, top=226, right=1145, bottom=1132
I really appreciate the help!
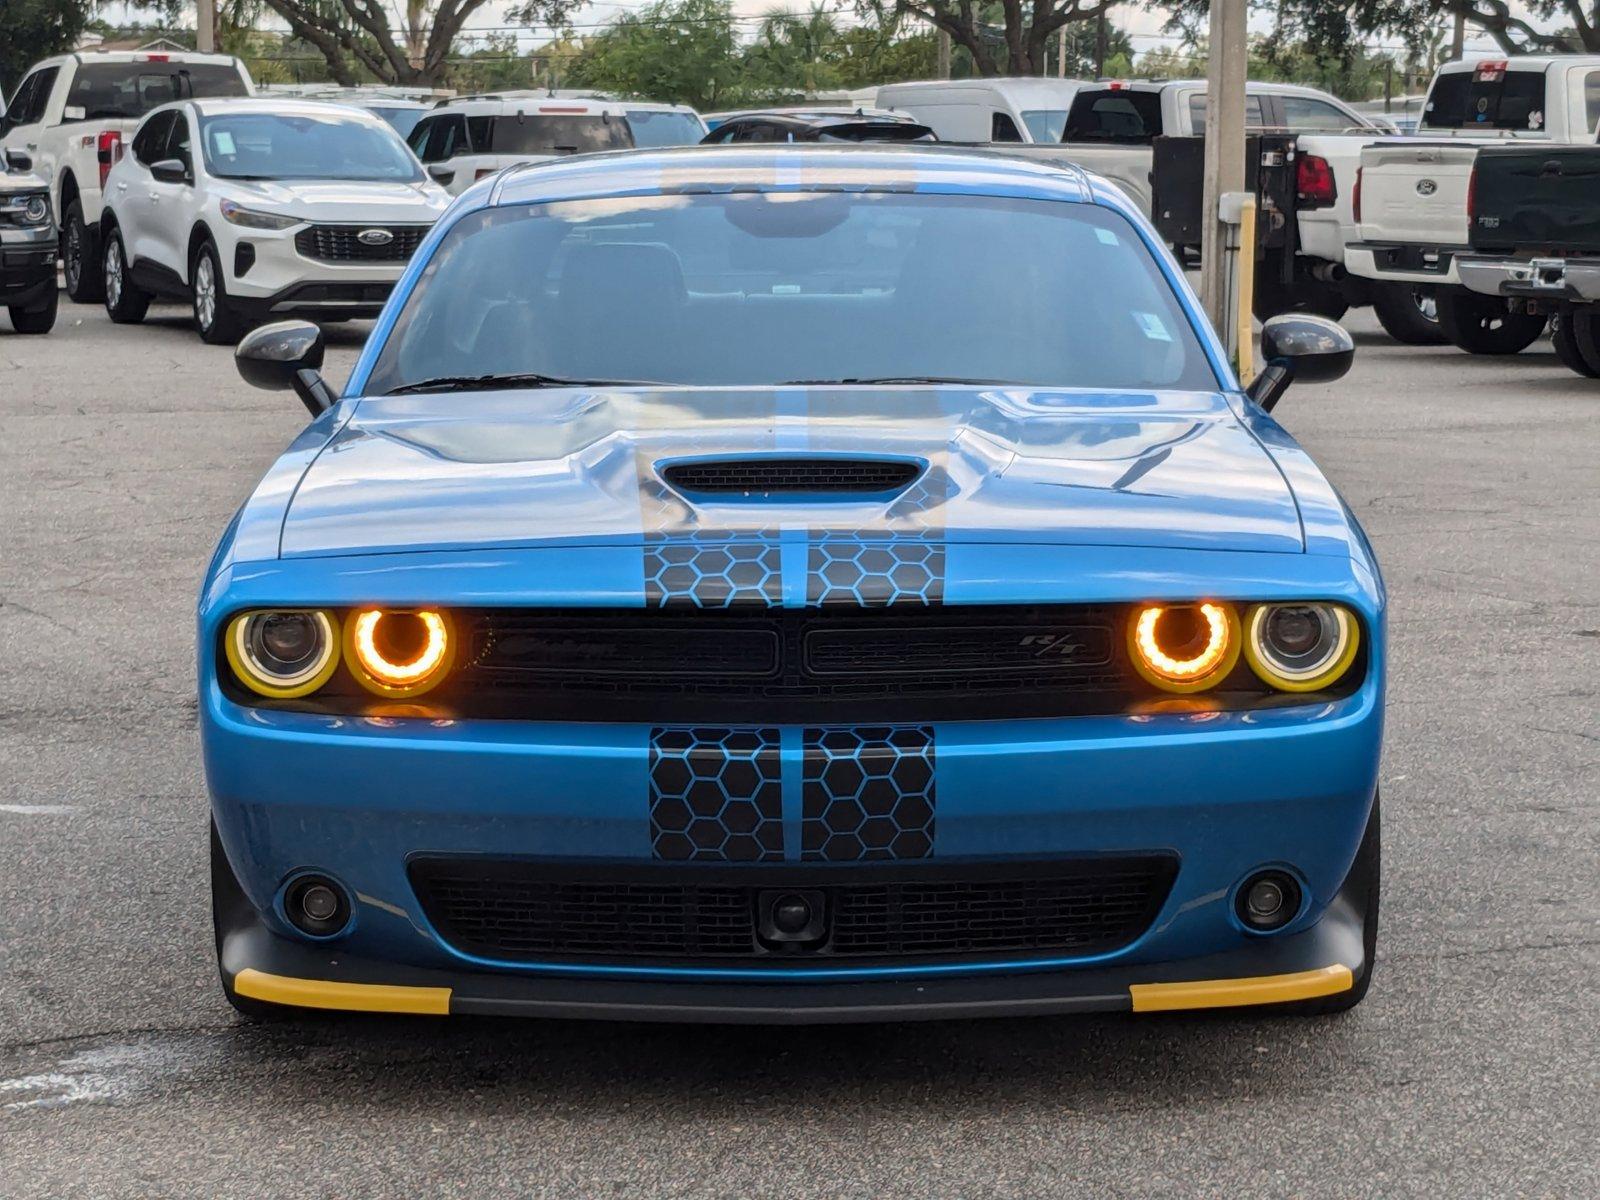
left=188, top=97, right=389, bottom=122
left=57, top=50, right=242, bottom=68
left=707, top=105, right=911, bottom=123
left=877, top=77, right=1089, bottom=101
left=482, top=144, right=1126, bottom=215
left=1433, top=54, right=1600, bottom=72
left=431, top=95, right=631, bottom=116
left=722, top=111, right=915, bottom=129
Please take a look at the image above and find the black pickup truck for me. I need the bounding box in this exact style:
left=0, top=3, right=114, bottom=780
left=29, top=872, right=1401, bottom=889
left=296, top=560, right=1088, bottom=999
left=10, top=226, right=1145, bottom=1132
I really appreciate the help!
left=1456, top=143, right=1600, bottom=378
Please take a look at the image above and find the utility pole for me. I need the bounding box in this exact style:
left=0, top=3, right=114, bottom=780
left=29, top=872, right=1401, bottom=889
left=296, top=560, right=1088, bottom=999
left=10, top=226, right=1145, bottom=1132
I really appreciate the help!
left=1198, top=0, right=1248, bottom=335
left=1451, top=11, right=1466, bottom=60
left=1094, top=10, right=1108, bottom=78
left=938, top=30, right=951, bottom=80
left=196, top=0, right=215, bottom=53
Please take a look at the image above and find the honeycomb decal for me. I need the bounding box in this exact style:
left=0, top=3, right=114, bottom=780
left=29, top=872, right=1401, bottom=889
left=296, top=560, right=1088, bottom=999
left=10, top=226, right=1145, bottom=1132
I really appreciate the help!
left=650, top=727, right=784, bottom=861
left=806, top=534, right=944, bottom=607
left=644, top=534, right=782, bottom=608
left=801, top=726, right=936, bottom=861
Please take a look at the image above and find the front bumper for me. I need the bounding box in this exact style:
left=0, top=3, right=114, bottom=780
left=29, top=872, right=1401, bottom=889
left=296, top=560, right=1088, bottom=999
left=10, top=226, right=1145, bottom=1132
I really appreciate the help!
left=0, top=226, right=57, bottom=307
left=1345, top=241, right=1465, bottom=285
left=224, top=225, right=413, bottom=318
left=1457, top=254, right=1600, bottom=302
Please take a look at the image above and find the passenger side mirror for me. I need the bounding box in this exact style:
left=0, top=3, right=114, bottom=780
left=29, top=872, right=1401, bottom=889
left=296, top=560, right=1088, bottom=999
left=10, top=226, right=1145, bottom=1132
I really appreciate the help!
left=151, top=157, right=191, bottom=184
left=235, top=321, right=338, bottom=416
left=427, top=165, right=455, bottom=186
left=1246, top=314, right=1355, bottom=412
left=4, top=147, right=33, bottom=173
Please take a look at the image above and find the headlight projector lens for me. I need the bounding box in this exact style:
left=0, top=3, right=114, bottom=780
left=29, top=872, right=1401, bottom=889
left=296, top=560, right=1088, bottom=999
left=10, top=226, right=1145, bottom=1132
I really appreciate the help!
left=225, top=609, right=339, bottom=698
left=1244, top=603, right=1359, bottom=692
left=1128, top=602, right=1241, bottom=693
left=346, top=607, right=454, bottom=698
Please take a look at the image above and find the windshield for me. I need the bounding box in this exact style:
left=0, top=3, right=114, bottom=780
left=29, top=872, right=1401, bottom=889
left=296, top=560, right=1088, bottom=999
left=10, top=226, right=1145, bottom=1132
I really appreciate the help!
left=364, top=191, right=1215, bottom=395
left=1063, top=90, right=1164, bottom=143
left=63, top=62, right=247, bottom=123
left=1423, top=69, right=1547, bottom=131
left=367, top=105, right=426, bottom=139
left=1021, top=109, right=1068, bottom=142
left=200, top=112, right=422, bottom=181
left=625, top=109, right=704, bottom=147
left=484, top=114, right=633, bottom=156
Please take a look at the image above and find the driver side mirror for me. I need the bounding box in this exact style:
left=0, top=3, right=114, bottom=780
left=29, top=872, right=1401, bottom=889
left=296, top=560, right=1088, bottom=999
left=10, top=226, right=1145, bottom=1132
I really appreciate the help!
left=235, top=321, right=338, bottom=416
left=1246, top=314, right=1355, bottom=412
left=4, top=147, right=33, bottom=173
left=151, top=157, right=191, bottom=185
left=427, top=164, right=455, bottom=186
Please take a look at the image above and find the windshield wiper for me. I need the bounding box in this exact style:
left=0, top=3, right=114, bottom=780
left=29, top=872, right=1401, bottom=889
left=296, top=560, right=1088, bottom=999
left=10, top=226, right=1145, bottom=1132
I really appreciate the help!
left=384, top=372, right=657, bottom=395
left=780, top=375, right=1025, bottom=386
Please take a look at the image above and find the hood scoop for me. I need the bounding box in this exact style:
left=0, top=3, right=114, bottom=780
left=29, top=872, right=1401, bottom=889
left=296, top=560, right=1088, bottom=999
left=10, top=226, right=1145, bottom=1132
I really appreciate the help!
left=661, top=456, right=924, bottom=498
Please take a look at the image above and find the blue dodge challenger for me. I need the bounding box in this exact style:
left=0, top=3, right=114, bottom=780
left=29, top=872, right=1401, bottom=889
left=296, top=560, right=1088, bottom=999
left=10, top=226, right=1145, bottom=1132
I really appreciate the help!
left=203, top=146, right=1382, bottom=1022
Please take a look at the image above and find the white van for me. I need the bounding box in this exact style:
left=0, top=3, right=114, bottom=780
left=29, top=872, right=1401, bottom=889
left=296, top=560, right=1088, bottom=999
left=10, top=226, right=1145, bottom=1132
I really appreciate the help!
left=876, top=77, right=1091, bottom=143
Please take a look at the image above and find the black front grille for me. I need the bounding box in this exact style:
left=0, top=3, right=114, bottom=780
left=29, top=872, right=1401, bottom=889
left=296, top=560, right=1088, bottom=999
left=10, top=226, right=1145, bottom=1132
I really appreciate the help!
left=409, top=857, right=1177, bottom=966
left=294, top=224, right=430, bottom=263
left=663, top=458, right=922, bottom=496
left=445, top=605, right=1129, bottom=723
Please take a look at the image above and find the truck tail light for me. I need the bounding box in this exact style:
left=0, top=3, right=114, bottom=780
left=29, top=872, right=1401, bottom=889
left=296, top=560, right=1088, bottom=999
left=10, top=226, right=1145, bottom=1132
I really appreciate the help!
left=1296, top=154, right=1336, bottom=208
left=1352, top=166, right=1363, bottom=225
left=97, top=130, right=124, bottom=188
left=475, top=167, right=497, bottom=181
left=1466, top=165, right=1478, bottom=222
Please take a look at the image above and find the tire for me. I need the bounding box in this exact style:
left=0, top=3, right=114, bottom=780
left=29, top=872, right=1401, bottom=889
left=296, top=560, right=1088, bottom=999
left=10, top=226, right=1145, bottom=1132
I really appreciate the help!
left=191, top=239, right=245, bottom=345
left=1253, top=273, right=1348, bottom=322
left=1371, top=282, right=1447, bottom=345
left=1562, top=306, right=1600, bottom=377
left=1436, top=288, right=1547, bottom=355
left=8, top=285, right=58, bottom=334
left=61, top=200, right=104, bottom=303
left=1549, top=309, right=1600, bottom=378
left=211, top=820, right=305, bottom=1022
left=101, top=227, right=150, bottom=324
left=1277, top=793, right=1380, bottom=1016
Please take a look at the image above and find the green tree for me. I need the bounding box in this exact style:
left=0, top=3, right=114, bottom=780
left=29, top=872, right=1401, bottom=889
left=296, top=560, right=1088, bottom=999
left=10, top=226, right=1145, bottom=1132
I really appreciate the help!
left=1, top=0, right=91, bottom=96
left=566, top=0, right=743, bottom=110
left=747, top=5, right=842, bottom=97
left=871, top=0, right=1122, bottom=77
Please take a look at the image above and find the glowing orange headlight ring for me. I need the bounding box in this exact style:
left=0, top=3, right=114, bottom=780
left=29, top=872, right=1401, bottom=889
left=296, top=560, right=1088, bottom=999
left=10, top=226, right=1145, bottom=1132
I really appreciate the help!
left=1127, top=602, right=1241, bottom=693
left=344, top=608, right=454, bottom=698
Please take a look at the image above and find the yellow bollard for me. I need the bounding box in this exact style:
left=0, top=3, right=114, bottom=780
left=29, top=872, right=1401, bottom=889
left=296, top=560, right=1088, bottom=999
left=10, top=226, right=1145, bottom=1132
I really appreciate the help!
left=1235, top=198, right=1257, bottom=387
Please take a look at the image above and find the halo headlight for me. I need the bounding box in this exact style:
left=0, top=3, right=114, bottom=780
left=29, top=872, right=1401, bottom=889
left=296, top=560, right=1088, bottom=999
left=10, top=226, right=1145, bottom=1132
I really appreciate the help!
left=345, top=607, right=453, bottom=698
left=225, top=609, right=340, bottom=698
left=1244, top=603, right=1359, bottom=691
left=1128, top=602, right=1240, bottom=693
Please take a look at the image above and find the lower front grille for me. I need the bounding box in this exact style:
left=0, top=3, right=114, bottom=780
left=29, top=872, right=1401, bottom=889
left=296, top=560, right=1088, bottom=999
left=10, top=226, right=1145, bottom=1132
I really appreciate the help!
left=408, top=856, right=1177, bottom=967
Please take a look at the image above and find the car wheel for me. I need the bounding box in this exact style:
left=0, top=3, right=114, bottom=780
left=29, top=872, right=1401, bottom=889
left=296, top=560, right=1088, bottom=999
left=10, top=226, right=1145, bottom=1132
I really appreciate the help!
left=8, top=285, right=58, bottom=334
left=1370, top=282, right=1446, bottom=345
left=101, top=227, right=150, bottom=324
left=1560, top=306, right=1600, bottom=377
left=192, top=240, right=246, bottom=345
left=1253, top=272, right=1348, bottom=322
left=61, top=200, right=105, bottom=303
left=1276, top=792, right=1380, bottom=1016
left=1435, top=288, right=1547, bottom=355
left=210, top=820, right=305, bottom=1022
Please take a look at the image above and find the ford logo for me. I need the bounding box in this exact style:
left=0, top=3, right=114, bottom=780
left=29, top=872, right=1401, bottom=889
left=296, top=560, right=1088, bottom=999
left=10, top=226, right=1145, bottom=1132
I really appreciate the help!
left=357, top=228, right=395, bottom=246
left=1416, top=179, right=1438, bottom=196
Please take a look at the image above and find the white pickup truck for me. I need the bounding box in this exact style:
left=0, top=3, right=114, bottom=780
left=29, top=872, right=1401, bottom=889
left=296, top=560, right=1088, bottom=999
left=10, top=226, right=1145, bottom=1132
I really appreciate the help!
left=1343, top=55, right=1600, bottom=352
left=0, top=50, right=253, bottom=303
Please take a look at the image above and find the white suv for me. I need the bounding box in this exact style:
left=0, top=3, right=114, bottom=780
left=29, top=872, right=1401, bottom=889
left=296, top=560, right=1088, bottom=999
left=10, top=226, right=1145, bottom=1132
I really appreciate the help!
left=100, top=97, right=450, bottom=343
left=405, top=95, right=640, bottom=195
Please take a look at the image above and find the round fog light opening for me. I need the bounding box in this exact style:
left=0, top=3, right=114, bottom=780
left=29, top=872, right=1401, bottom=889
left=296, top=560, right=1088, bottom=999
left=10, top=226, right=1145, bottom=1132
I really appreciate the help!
left=284, top=875, right=351, bottom=938
left=1237, top=870, right=1302, bottom=932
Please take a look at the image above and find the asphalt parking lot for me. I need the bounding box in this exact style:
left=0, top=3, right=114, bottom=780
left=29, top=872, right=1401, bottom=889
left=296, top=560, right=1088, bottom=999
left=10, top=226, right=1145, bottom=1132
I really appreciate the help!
left=1, top=297, right=1596, bottom=1197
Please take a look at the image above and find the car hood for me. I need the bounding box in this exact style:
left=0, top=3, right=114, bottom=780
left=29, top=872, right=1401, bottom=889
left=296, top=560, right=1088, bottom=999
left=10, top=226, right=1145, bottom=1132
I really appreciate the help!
left=220, top=178, right=449, bottom=221
left=279, top=386, right=1304, bottom=558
